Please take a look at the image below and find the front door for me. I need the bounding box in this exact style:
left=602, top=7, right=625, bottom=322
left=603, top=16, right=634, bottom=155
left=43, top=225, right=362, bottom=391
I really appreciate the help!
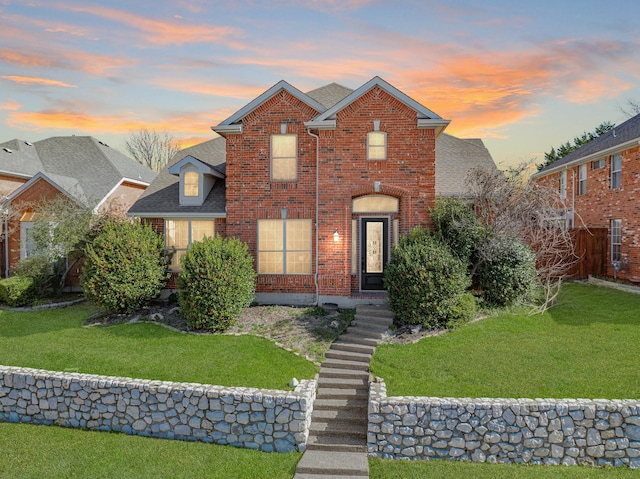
left=361, top=218, right=389, bottom=290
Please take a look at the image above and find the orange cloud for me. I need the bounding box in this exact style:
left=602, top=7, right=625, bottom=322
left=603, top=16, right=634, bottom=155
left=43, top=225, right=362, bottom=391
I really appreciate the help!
left=0, top=100, right=21, bottom=111
left=1, top=75, right=76, bottom=88
left=0, top=48, right=133, bottom=75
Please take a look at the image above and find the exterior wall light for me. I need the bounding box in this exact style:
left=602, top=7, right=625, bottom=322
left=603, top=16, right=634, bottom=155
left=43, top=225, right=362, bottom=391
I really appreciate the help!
left=333, top=229, right=340, bottom=243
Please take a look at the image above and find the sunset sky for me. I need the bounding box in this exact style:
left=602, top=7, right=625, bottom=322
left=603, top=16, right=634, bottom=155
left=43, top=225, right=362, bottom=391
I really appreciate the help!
left=1, top=0, right=639, bottom=169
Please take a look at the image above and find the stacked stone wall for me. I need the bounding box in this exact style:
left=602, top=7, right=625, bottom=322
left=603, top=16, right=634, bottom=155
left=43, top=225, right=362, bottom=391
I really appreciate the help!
left=369, top=380, right=640, bottom=468
left=0, top=366, right=315, bottom=453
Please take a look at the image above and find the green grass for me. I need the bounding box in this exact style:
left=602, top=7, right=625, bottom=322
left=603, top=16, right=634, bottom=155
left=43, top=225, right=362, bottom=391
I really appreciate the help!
left=369, top=457, right=640, bottom=478
left=0, top=422, right=300, bottom=479
left=0, top=303, right=317, bottom=390
left=371, top=282, right=640, bottom=399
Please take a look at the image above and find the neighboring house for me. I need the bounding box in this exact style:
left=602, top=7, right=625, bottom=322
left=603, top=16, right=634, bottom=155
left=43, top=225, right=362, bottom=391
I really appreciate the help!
left=129, top=76, right=496, bottom=307
left=0, top=136, right=156, bottom=282
left=532, top=112, right=640, bottom=283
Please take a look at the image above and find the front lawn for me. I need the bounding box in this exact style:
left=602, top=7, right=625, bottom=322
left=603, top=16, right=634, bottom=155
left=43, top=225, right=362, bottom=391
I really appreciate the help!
left=371, top=282, right=640, bottom=399
left=0, top=303, right=317, bottom=390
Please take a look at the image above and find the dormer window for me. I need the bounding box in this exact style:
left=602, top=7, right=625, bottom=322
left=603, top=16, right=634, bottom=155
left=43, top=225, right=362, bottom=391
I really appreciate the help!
left=184, top=171, right=199, bottom=197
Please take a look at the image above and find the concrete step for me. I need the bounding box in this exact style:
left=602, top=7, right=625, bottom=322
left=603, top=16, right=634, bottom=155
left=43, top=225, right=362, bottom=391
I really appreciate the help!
left=294, top=474, right=367, bottom=479
left=316, top=387, right=367, bottom=400
left=296, top=451, right=368, bottom=476
left=306, top=435, right=367, bottom=453
left=330, top=341, right=375, bottom=355
left=310, top=420, right=367, bottom=436
left=312, top=408, right=367, bottom=423
left=353, top=313, right=394, bottom=325
left=324, top=349, right=371, bottom=363
left=355, top=307, right=393, bottom=319
left=345, top=325, right=388, bottom=339
left=313, top=398, right=368, bottom=411
left=334, top=333, right=378, bottom=347
left=317, top=376, right=368, bottom=389
left=319, top=366, right=370, bottom=380
left=321, top=358, right=370, bottom=372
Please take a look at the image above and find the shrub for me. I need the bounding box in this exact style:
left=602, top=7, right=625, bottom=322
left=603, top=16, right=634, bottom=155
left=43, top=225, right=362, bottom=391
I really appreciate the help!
left=0, top=276, right=37, bottom=307
left=178, top=236, right=256, bottom=331
left=384, top=227, right=474, bottom=329
left=81, top=219, right=167, bottom=313
left=477, top=238, right=538, bottom=307
left=430, top=197, right=485, bottom=265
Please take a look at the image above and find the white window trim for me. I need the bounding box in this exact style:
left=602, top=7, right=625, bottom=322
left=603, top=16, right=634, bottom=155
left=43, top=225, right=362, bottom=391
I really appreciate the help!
left=578, top=164, right=587, bottom=196
left=559, top=170, right=567, bottom=199
left=611, top=219, right=622, bottom=263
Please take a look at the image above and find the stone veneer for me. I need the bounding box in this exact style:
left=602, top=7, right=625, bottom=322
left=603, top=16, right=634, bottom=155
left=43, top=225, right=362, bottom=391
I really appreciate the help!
left=0, top=365, right=315, bottom=453
left=369, top=379, right=640, bottom=469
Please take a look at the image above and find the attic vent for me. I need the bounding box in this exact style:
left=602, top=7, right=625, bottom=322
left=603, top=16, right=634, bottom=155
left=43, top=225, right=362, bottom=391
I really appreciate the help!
left=98, top=140, right=110, bottom=147
left=2, top=148, right=12, bottom=153
left=25, top=141, right=33, bottom=146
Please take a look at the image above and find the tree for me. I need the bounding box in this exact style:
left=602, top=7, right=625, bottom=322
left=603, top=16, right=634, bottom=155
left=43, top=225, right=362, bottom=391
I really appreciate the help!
left=619, top=99, right=640, bottom=118
left=538, top=122, right=614, bottom=171
left=124, top=129, right=180, bottom=172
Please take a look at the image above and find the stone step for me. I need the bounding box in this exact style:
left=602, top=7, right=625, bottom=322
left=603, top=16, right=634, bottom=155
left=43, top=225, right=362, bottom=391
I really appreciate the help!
left=319, top=366, right=370, bottom=380
left=309, top=420, right=367, bottom=437
left=317, top=376, right=368, bottom=390
left=345, top=324, right=388, bottom=339
left=324, top=349, right=371, bottom=363
left=334, top=333, right=378, bottom=347
left=330, top=341, right=375, bottom=355
left=316, top=387, right=367, bottom=400
left=321, top=358, right=369, bottom=372
left=313, top=398, right=368, bottom=411
left=311, top=408, right=367, bottom=423
left=355, top=307, right=393, bottom=319
left=306, top=435, right=368, bottom=453
left=353, top=313, right=394, bottom=325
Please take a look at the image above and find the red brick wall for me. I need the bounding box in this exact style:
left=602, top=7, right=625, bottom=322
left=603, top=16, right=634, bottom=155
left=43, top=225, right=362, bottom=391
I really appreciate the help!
left=536, top=145, right=640, bottom=282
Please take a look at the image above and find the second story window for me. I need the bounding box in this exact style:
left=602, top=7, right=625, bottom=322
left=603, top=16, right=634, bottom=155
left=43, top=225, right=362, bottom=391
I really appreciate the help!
left=610, top=154, right=621, bottom=189
left=367, top=132, right=386, bottom=160
left=578, top=164, right=587, bottom=196
left=559, top=170, right=567, bottom=199
left=271, top=134, right=297, bottom=181
left=184, top=171, right=199, bottom=197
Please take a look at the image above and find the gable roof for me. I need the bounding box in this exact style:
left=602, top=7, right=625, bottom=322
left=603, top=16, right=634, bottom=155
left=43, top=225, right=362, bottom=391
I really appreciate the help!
left=435, top=133, right=498, bottom=196
left=306, top=83, right=353, bottom=109
left=128, top=137, right=226, bottom=217
left=534, top=112, right=640, bottom=177
left=0, top=136, right=156, bottom=208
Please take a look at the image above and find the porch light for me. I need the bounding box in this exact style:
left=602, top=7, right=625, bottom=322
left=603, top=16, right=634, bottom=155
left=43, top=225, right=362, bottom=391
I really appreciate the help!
left=333, top=229, right=340, bottom=243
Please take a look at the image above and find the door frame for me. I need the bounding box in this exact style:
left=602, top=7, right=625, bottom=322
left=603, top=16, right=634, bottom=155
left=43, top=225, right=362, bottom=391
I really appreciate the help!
left=359, top=216, right=390, bottom=291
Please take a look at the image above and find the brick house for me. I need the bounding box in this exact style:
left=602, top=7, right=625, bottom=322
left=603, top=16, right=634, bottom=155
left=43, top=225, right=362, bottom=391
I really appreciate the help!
left=531, top=112, right=640, bottom=283
left=129, top=77, right=496, bottom=306
left=0, top=136, right=156, bottom=282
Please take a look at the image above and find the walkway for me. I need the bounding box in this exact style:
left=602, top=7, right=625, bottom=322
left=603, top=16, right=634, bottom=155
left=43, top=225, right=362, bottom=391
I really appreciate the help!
left=294, top=304, right=394, bottom=479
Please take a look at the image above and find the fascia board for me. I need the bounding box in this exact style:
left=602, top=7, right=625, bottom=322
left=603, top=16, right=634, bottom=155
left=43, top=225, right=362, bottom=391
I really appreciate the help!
left=417, top=118, right=451, bottom=136
left=168, top=156, right=225, bottom=179
left=304, top=119, right=337, bottom=130
left=127, top=212, right=227, bottom=219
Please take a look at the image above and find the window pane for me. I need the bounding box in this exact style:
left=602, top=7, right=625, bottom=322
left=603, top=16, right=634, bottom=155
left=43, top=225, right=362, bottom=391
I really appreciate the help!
left=286, top=220, right=311, bottom=251
left=286, top=252, right=311, bottom=274
left=272, top=135, right=297, bottom=181
left=259, top=252, right=283, bottom=274
left=169, top=250, right=186, bottom=271
left=258, top=220, right=283, bottom=251
left=192, top=221, right=215, bottom=242
left=272, top=157, right=297, bottom=180
left=166, top=220, right=189, bottom=248
left=353, top=195, right=398, bottom=213
left=184, top=171, right=199, bottom=197
left=368, top=132, right=386, bottom=160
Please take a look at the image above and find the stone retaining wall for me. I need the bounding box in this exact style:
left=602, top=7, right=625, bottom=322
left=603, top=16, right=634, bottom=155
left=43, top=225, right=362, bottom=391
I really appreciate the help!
left=369, top=379, right=640, bottom=468
left=0, top=365, right=315, bottom=453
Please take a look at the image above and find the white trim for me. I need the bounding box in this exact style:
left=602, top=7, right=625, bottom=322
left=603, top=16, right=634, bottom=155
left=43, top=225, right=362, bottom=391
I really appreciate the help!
left=93, top=177, right=150, bottom=213
left=128, top=212, right=226, bottom=218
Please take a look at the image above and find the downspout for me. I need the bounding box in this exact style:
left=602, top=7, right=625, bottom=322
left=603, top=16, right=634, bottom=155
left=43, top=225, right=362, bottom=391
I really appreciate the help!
left=2, top=197, right=8, bottom=278
left=307, top=129, right=320, bottom=306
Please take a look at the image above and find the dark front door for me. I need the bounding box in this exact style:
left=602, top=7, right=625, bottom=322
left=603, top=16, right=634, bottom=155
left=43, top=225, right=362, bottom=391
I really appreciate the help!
left=361, top=218, right=389, bottom=290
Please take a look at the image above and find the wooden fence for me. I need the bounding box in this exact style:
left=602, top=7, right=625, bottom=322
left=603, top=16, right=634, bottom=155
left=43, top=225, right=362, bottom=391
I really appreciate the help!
left=569, top=228, right=607, bottom=279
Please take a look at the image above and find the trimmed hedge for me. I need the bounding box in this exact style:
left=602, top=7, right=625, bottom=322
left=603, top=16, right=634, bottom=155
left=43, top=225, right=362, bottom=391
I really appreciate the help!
left=178, top=236, right=256, bottom=331
left=384, top=227, right=475, bottom=329
left=0, top=276, right=37, bottom=307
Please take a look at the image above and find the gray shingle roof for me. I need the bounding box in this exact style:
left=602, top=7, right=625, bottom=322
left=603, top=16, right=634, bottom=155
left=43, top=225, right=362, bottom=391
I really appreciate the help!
left=435, top=133, right=498, bottom=196
left=1, top=136, right=156, bottom=207
left=306, top=83, right=353, bottom=109
left=128, top=137, right=226, bottom=216
left=537, top=112, right=640, bottom=174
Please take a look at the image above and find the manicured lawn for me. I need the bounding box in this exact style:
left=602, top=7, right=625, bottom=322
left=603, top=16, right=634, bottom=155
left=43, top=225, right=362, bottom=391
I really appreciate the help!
left=0, top=422, right=300, bottom=479
left=0, top=303, right=317, bottom=390
left=369, top=457, right=640, bottom=478
left=371, top=282, right=640, bottom=399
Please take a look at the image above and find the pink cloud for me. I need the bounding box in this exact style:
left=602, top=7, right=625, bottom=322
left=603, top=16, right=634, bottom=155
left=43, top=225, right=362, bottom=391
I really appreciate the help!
left=1, top=75, right=76, bottom=88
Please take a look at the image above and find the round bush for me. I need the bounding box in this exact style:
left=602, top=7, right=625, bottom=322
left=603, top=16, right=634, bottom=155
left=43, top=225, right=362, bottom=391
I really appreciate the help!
left=81, top=220, right=167, bottom=313
left=178, top=236, right=256, bottom=331
left=384, top=228, right=474, bottom=329
left=430, top=197, right=485, bottom=265
left=477, top=238, right=538, bottom=307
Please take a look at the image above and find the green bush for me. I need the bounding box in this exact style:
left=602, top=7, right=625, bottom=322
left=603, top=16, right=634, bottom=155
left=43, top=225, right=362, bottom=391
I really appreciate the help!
left=178, top=236, right=256, bottom=331
left=430, top=197, right=485, bottom=265
left=384, top=227, right=474, bottom=329
left=477, top=238, right=538, bottom=307
left=80, top=219, right=167, bottom=313
left=0, top=276, right=37, bottom=307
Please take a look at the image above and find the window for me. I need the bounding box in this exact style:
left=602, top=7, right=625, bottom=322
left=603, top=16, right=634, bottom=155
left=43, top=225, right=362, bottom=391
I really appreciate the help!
left=559, top=170, right=567, bottom=199
left=20, top=221, right=37, bottom=259
left=165, top=219, right=215, bottom=271
left=184, top=171, right=199, bottom=197
left=611, top=219, right=622, bottom=263
left=352, top=195, right=398, bottom=213
left=367, top=132, right=386, bottom=160
left=271, top=134, right=297, bottom=181
left=578, top=164, right=587, bottom=196
left=591, top=158, right=605, bottom=170
left=258, top=219, right=311, bottom=274
left=611, top=154, right=621, bottom=189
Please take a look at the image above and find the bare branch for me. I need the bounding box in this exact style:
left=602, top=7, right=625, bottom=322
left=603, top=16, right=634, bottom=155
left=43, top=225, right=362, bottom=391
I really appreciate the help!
left=124, top=129, right=180, bottom=172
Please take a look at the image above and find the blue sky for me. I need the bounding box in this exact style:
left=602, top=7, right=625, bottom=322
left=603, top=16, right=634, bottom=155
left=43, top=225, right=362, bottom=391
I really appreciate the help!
left=1, top=0, right=639, bottom=168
